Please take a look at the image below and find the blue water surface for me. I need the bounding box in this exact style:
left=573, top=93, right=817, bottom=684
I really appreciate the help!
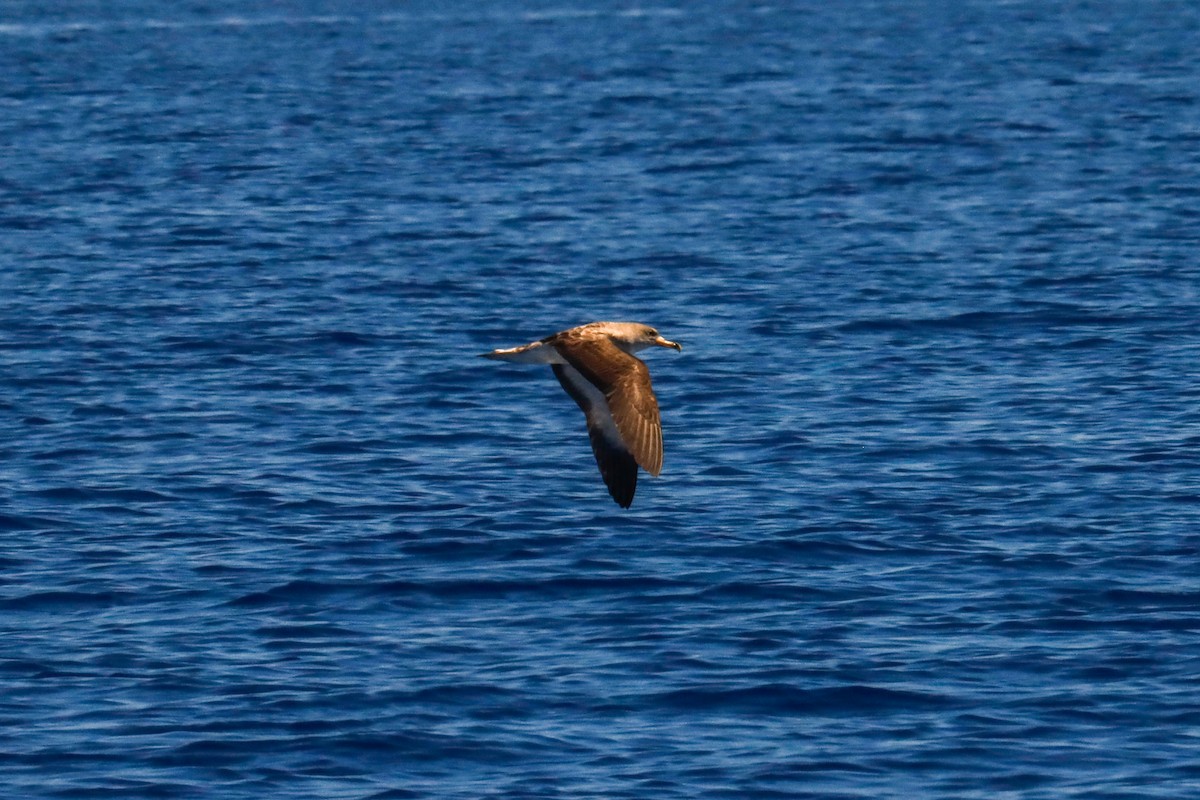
left=3, top=1, right=1199, bottom=798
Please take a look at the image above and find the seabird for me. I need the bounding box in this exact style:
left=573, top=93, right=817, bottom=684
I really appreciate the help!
left=481, top=321, right=682, bottom=508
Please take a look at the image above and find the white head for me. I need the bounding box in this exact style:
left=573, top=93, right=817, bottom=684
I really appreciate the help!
left=598, top=322, right=682, bottom=354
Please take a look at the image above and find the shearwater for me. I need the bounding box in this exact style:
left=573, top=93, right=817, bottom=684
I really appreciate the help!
left=481, top=322, right=682, bottom=508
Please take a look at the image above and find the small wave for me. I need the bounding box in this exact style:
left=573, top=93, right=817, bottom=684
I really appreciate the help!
left=697, top=580, right=826, bottom=602
left=378, top=575, right=688, bottom=601
left=645, top=158, right=772, bottom=175
left=831, top=308, right=1140, bottom=336
left=1101, top=588, right=1200, bottom=608
left=70, top=403, right=130, bottom=418
left=651, top=683, right=955, bottom=715
left=31, top=487, right=176, bottom=503
left=227, top=579, right=359, bottom=608
left=309, top=330, right=375, bottom=347
left=0, top=513, right=68, bottom=531
left=0, top=589, right=137, bottom=611
left=255, top=622, right=366, bottom=640
left=292, top=438, right=386, bottom=455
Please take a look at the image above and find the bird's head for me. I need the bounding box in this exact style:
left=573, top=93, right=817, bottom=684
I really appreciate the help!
left=609, top=322, right=682, bottom=353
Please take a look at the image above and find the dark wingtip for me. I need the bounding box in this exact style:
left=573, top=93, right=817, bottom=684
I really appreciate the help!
left=595, top=445, right=638, bottom=508
left=607, top=473, right=636, bottom=508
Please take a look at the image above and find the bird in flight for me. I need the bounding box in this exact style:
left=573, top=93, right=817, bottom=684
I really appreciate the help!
left=481, top=321, right=682, bottom=508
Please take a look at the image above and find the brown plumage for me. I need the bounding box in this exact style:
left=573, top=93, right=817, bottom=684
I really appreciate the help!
left=481, top=322, right=681, bottom=508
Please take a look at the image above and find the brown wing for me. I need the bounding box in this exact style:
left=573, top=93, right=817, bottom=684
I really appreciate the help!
left=552, top=364, right=638, bottom=508
left=552, top=333, right=664, bottom=477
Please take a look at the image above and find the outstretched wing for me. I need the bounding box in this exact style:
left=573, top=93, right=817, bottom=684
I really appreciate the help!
left=551, top=332, right=664, bottom=477
left=552, top=363, right=638, bottom=508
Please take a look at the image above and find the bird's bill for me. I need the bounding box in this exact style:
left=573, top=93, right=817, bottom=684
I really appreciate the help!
left=654, top=336, right=682, bottom=351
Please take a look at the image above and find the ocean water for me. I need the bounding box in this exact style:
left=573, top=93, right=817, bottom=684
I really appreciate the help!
left=3, top=1, right=1199, bottom=798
